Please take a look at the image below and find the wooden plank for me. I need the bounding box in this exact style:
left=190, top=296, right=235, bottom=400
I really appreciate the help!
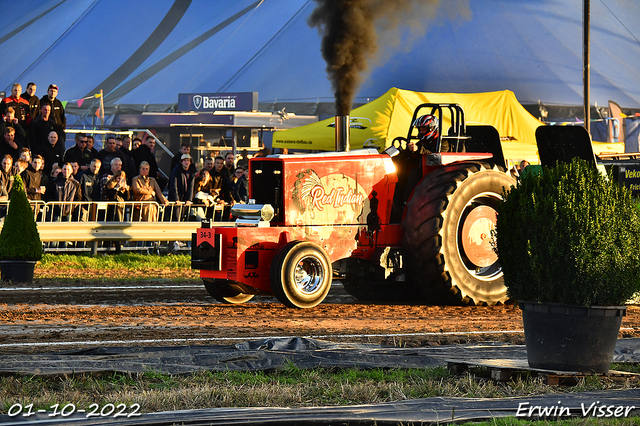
left=446, top=358, right=639, bottom=385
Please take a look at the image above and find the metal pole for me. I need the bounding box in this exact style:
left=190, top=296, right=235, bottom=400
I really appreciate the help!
left=100, top=89, right=105, bottom=126
left=583, top=0, right=590, bottom=134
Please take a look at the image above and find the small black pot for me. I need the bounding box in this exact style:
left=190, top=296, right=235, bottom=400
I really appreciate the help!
left=0, top=260, right=37, bottom=284
left=520, top=301, right=625, bottom=373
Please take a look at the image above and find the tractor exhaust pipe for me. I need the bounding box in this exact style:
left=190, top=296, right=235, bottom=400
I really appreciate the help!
left=335, top=115, right=350, bottom=152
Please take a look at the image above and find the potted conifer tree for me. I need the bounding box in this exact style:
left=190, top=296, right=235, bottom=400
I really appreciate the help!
left=0, top=175, right=43, bottom=283
left=495, top=158, right=640, bottom=373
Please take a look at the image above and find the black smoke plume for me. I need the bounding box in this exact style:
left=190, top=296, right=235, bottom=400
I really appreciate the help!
left=309, top=0, right=463, bottom=116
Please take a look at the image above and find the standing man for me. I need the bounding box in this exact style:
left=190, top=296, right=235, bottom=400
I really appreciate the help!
left=21, top=82, right=40, bottom=124
left=79, top=158, right=102, bottom=202
left=0, top=84, right=30, bottom=128
left=28, top=101, right=61, bottom=151
left=170, top=142, right=196, bottom=174
left=168, top=153, right=195, bottom=221
left=76, top=158, right=102, bottom=222
left=119, top=135, right=136, bottom=184
left=197, top=156, right=214, bottom=178
left=223, top=152, right=235, bottom=180
left=0, top=154, right=13, bottom=205
left=133, top=134, right=167, bottom=190
left=1, top=127, right=22, bottom=161
left=97, top=136, right=127, bottom=176
left=40, top=84, right=66, bottom=141
left=0, top=107, right=27, bottom=149
left=34, top=130, right=64, bottom=177
left=99, top=157, right=128, bottom=253
left=21, top=155, right=45, bottom=201
left=209, top=155, right=235, bottom=205
left=85, top=135, right=99, bottom=158
left=51, top=162, right=81, bottom=230
left=63, top=133, right=92, bottom=172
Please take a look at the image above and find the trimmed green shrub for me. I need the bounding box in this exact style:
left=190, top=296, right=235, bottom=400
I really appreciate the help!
left=495, top=158, right=640, bottom=306
left=0, top=175, right=43, bottom=261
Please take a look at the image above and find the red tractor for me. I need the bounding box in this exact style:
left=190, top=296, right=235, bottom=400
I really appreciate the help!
left=191, top=104, right=516, bottom=308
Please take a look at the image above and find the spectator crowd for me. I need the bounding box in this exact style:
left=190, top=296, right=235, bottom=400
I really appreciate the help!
left=0, top=82, right=251, bottom=225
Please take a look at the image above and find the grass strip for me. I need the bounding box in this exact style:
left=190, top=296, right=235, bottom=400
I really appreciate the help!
left=37, top=254, right=192, bottom=271
left=0, top=365, right=637, bottom=415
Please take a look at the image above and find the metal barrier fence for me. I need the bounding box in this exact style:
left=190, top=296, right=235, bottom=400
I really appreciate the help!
left=0, top=201, right=232, bottom=254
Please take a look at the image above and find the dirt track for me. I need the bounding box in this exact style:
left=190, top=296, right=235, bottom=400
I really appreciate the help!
left=1, top=278, right=639, bottom=355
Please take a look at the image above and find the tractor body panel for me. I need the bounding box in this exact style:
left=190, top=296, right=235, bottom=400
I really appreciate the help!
left=192, top=149, right=404, bottom=295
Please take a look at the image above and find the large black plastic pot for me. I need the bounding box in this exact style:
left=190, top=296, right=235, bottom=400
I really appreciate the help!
left=520, top=301, right=625, bottom=373
left=0, top=260, right=36, bottom=284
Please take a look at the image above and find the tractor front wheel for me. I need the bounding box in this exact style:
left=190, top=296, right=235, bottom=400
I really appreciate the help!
left=203, top=279, right=255, bottom=304
left=270, top=241, right=332, bottom=308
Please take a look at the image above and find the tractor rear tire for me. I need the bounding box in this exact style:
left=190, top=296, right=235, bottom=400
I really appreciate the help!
left=270, top=241, right=332, bottom=309
left=203, top=279, right=255, bottom=304
left=402, top=162, right=515, bottom=305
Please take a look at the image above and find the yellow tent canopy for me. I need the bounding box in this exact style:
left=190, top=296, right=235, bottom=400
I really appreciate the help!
left=273, top=87, right=548, bottom=162
left=273, top=88, right=626, bottom=162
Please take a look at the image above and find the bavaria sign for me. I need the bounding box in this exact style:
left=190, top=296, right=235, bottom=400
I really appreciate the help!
left=178, top=92, right=258, bottom=112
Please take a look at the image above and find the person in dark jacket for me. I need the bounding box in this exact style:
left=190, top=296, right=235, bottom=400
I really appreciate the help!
left=0, top=154, right=13, bottom=197
left=78, top=158, right=102, bottom=202
left=168, top=153, right=195, bottom=221
left=209, top=155, right=235, bottom=204
left=0, top=107, right=27, bottom=150
left=0, top=155, right=13, bottom=219
left=223, top=152, right=235, bottom=180
left=97, top=136, right=127, bottom=176
left=170, top=142, right=196, bottom=175
left=63, top=133, right=92, bottom=172
left=20, top=82, right=40, bottom=124
left=132, top=135, right=167, bottom=190
left=21, top=155, right=45, bottom=201
left=119, top=135, right=136, bottom=184
left=33, top=130, right=64, bottom=176
left=28, top=102, right=61, bottom=152
left=1, top=127, right=22, bottom=161
left=52, top=162, right=81, bottom=220
left=0, top=84, right=30, bottom=128
left=39, top=84, right=65, bottom=131
left=231, top=166, right=248, bottom=203
left=86, top=135, right=99, bottom=158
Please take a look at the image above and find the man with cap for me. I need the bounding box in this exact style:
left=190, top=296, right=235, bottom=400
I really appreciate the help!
left=168, top=153, right=195, bottom=221
left=40, top=84, right=66, bottom=132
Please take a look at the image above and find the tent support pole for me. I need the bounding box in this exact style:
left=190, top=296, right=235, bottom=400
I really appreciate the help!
left=583, top=0, right=590, bottom=135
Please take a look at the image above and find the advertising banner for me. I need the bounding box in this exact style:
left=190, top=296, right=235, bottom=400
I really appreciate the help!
left=178, top=92, right=258, bottom=112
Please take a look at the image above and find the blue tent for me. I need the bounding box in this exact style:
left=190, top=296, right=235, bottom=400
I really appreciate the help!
left=1, top=0, right=639, bottom=114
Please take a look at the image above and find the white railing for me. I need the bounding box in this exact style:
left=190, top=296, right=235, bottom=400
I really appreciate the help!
left=0, top=201, right=231, bottom=253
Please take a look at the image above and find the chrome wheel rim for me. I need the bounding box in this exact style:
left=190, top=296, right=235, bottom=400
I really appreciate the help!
left=293, top=255, right=325, bottom=294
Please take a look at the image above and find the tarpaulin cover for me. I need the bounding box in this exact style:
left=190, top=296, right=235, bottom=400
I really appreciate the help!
left=0, top=337, right=638, bottom=376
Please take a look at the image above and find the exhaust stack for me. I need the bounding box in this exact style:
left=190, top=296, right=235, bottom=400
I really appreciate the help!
left=335, top=115, right=350, bottom=152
